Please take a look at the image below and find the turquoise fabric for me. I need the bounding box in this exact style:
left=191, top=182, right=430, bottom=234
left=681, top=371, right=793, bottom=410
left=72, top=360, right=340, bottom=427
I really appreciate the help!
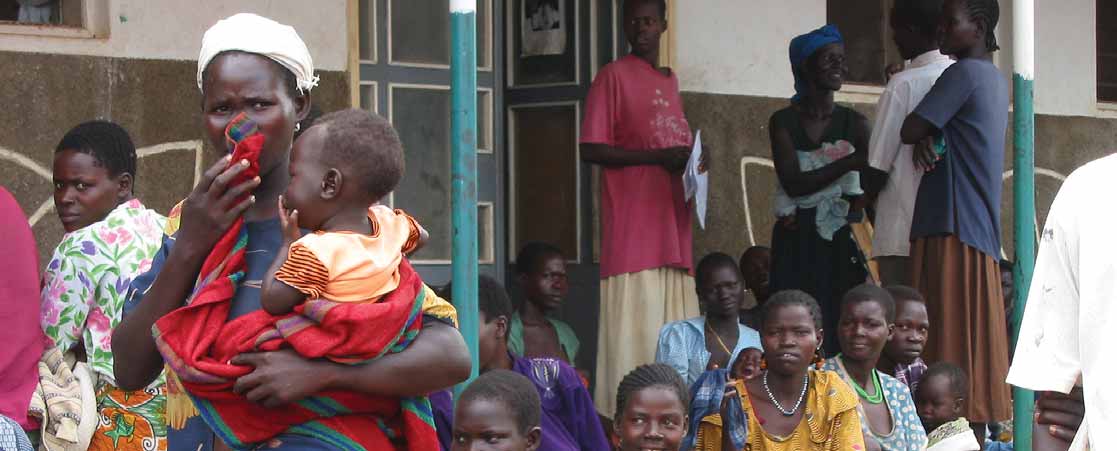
left=507, top=312, right=581, bottom=364
left=655, top=317, right=762, bottom=387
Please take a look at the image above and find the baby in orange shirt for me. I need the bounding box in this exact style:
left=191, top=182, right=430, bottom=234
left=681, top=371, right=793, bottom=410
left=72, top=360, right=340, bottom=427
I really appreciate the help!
left=261, top=108, right=427, bottom=315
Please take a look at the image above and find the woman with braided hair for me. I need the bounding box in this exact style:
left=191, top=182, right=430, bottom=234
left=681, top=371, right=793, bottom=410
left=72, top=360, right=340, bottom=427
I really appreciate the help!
left=613, top=363, right=690, bottom=451
left=40, top=120, right=169, bottom=451
left=900, top=0, right=1012, bottom=430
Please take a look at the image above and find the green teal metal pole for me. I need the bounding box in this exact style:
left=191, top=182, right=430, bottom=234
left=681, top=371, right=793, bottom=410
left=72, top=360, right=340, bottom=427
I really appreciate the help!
left=450, top=0, right=479, bottom=395
left=1012, top=0, right=1035, bottom=448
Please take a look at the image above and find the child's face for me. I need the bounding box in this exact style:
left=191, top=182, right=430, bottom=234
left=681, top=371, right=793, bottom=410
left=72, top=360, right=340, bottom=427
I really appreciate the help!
left=837, top=300, right=892, bottom=364
left=616, top=386, right=687, bottom=451
left=282, top=126, right=332, bottom=230
left=731, top=348, right=763, bottom=380
left=884, top=300, right=929, bottom=365
left=915, top=374, right=962, bottom=432
left=452, top=398, right=540, bottom=451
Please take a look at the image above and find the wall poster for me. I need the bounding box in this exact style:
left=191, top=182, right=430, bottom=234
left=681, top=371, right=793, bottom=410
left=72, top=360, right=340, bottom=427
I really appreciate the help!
left=521, top=0, right=566, bottom=56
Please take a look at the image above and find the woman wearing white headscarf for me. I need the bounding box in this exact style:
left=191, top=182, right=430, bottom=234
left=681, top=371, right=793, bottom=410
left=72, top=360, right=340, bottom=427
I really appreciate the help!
left=111, top=14, right=471, bottom=451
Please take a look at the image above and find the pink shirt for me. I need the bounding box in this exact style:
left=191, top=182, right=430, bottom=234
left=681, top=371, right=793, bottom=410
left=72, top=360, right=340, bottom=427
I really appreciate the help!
left=581, top=54, right=693, bottom=278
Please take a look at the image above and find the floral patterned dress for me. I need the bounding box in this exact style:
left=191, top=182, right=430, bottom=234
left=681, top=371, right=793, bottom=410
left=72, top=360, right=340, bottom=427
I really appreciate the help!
left=40, top=198, right=167, bottom=451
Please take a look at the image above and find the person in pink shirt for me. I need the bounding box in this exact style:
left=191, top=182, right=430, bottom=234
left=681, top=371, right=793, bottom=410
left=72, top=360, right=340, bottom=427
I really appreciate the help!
left=579, top=0, right=700, bottom=417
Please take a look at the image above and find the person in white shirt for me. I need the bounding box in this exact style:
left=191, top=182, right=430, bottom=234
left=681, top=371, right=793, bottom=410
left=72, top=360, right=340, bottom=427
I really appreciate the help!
left=1007, top=154, right=1117, bottom=450
left=865, top=0, right=954, bottom=285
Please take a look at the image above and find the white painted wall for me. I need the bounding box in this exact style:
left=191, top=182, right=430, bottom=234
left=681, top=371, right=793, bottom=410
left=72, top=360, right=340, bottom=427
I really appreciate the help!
left=1032, top=0, right=1096, bottom=116
left=673, top=0, right=1102, bottom=117
left=673, top=0, right=826, bottom=99
left=0, top=0, right=348, bottom=71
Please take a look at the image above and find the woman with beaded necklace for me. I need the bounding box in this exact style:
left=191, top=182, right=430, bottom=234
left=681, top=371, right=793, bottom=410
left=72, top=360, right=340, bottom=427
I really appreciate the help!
left=822, top=285, right=927, bottom=450
left=693, top=290, right=864, bottom=450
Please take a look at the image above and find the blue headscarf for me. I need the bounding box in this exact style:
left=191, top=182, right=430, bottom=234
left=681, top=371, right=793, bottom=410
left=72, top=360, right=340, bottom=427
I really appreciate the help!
left=789, top=24, right=844, bottom=101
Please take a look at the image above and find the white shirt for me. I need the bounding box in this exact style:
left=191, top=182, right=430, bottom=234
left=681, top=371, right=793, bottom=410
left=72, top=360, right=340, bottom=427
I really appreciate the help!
left=868, top=51, right=954, bottom=257
left=1006, top=154, right=1117, bottom=451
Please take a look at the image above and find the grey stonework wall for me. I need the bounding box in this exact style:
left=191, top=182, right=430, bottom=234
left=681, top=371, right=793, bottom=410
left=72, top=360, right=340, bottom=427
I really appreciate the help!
left=0, top=51, right=348, bottom=265
left=681, top=91, right=1117, bottom=263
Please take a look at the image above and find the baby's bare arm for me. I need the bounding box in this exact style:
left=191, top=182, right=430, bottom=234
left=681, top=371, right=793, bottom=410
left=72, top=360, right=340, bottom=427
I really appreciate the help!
left=261, top=242, right=307, bottom=315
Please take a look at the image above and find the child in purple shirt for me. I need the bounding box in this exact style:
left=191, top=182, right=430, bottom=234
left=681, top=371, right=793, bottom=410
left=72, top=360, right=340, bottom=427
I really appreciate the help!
left=433, top=276, right=610, bottom=451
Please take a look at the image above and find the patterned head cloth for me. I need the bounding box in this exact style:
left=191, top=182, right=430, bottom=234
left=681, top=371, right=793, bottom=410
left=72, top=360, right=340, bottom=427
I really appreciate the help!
left=789, top=24, right=844, bottom=101
left=196, top=13, right=319, bottom=93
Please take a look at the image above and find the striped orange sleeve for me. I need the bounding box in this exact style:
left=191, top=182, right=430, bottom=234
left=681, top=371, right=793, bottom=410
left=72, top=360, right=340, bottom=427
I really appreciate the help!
left=396, top=209, right=423, bottom=254
left=274, top=244, right=330, bottom=299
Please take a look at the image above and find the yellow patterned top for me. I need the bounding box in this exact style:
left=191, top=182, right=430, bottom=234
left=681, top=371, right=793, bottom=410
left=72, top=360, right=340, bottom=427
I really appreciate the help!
left=695, top=370, right=866, bottom=451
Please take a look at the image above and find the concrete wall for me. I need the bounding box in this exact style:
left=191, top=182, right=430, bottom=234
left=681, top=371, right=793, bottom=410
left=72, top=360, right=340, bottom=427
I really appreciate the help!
left=682, top=93, right=1117, bottom=264
left=673, top=0, right=825, bottom=98
left=668, top=0, right=1117, bottom=263
left=674, top=0, right=1107, bottom=117
left=0, top=1, right=351, bottom=264
left=0, top=0, right=348, bottom=70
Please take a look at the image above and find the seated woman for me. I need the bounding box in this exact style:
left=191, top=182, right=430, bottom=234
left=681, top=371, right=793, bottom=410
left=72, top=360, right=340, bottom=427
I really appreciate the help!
left=877, top=286, right=930, bottom=394
left=39, top=120, right=169, bottom=451
left=509, top=242, right=581, bottom=365
left=0, top=187, right=45, bottom=443
left=656, top=252, right=762, bottom=387
left=822, top=284, right=927, bottom=450
left=737, top=246, right=771, bottom=329
left=694, top=290, right=865, bottom=450
left=767, top=24, right=870, bottom=356
left=435, top=276, right=610, bottom=451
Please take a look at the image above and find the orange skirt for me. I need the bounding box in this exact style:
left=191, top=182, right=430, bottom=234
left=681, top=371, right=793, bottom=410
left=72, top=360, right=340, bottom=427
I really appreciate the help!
left=88, top=383, right=167, bottom=451
left=911, top=235, right=1012, bottom=422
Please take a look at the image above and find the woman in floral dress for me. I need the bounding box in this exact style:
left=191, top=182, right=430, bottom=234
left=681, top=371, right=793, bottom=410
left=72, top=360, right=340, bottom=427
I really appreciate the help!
left=40, top=120, right=168, bottom=451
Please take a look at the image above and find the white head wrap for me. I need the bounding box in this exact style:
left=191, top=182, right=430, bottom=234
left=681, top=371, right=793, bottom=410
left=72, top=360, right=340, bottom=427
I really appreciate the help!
left=196, top=13, right=320, bottom=93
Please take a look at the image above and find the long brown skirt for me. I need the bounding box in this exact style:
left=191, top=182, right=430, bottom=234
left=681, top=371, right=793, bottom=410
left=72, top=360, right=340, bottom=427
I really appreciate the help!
left=911, top=235, right=1012, bottom=422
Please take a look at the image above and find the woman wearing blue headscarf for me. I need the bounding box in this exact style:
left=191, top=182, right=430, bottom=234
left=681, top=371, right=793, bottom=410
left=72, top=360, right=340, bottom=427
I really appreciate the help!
left=767, top=24, right=871, bottom=356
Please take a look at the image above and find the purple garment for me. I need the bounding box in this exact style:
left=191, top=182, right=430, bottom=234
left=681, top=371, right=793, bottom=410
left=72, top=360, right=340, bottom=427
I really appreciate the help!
left=430, top=389, right=454, bottom=451
left=431, top=353, right=611, bottom=451
left=894, top=357, right=928, bottom=395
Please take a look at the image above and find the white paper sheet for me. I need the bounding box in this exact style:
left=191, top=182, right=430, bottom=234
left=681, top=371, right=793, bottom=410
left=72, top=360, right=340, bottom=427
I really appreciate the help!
left=682, top=130, right=708, bottom=229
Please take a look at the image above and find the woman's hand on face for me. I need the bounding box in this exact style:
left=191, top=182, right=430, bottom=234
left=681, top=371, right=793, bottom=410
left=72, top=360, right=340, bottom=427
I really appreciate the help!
left=231, top=349, right=329, bottom=408
left=277, top=196, right=301, bottom=245
left=178, top=156, right=260, bottom=253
